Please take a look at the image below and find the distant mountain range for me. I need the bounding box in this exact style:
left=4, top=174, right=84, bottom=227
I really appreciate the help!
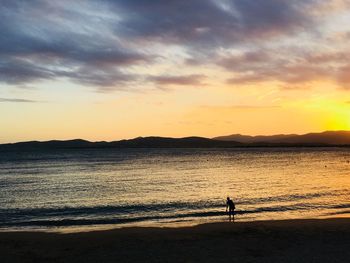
left=213, top=130, right=350, bottom=145
left=0, top=137, right=241, bottom=151
left=1, top=131, right=350, bottom=151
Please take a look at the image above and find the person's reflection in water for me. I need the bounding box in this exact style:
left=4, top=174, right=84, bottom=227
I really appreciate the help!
left=226, top=197, right=236, bottom=222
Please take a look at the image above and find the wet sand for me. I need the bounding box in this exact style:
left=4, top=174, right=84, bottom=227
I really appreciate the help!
left=1, top=218, right=349, bottom=263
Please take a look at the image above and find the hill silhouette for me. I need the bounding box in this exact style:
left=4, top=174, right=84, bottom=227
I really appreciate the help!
left=0, top=136, right=241, bottom=151
left=213, top=130, right=350, bottom=145
left=213, top=134, right=297, bottom=143
left=1, top=131, right=350, bottom=151
left=111, top=136, right=242, bottom=148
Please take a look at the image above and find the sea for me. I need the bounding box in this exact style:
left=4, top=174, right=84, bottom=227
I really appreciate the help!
left=0, top=147, right=349, bottom=232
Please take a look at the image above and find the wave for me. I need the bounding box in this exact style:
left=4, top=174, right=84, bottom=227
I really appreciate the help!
left=243, top=188, right=350, bottom=204
left=2, top=188, right=348, bottom=215
left=0, top=202, right=222, bottom=218
left=1, top=202, right=349, bottom=227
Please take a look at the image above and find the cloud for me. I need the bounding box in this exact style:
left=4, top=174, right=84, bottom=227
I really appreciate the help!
left=218, top=48, right=350, bottom=89
left=148, top=74, right=205, bottom=86
left=0, top=98, right=41, bottom=103
left=337, top=65, right=350, bottom=89
left=0, top=1, right=151, bottom=90
left=0, top=59, right=56, bottom=84
left=0, top=0, right=349, bottom=92
left=219, top=51, right=271, bottom=67
left=112, top=0, right=314, bottom=47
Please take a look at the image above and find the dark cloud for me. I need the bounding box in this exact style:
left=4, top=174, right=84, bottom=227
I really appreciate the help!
left=0, top=98, right=41, bottom=103
left=112, top=0, right=314, bottom=47
left=0, top=55, right=141, bottom=92
left=62, top=65, right=141, bottom=92
left=0, top=0, right=347, bottom=91
left=0, top=1, right=151, bottom=90
left=0, top=58, right=56, bottom=84
left=149, top=74, right=205, bottom=86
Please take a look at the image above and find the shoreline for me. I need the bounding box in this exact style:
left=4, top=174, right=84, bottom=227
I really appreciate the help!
left=1, top=218, right=349, bottom=262
left=1, top=213, right=348, bottom=234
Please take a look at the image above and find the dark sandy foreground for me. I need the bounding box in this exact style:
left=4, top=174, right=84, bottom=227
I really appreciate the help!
left=1, top=218, right=350, bottom=263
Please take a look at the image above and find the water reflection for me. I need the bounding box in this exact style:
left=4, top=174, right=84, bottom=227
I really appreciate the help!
left=0, top=147, right=349, bottom=229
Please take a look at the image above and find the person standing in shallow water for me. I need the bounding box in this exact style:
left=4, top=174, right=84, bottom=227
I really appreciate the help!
left=226, top=197, right=235, bottom=222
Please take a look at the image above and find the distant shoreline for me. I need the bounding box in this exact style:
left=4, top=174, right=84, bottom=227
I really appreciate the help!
left=2, top=130, right=350, bottom=150
left=1, top=218, right=349, bottom=262
left=1, top=145, right=350, bottom=152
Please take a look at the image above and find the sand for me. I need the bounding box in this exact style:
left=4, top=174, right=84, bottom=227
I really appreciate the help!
left=1, top=218, right=350, bottom=263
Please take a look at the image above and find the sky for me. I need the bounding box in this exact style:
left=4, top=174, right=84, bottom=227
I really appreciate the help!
left=1, top=0, right=350, bottom=143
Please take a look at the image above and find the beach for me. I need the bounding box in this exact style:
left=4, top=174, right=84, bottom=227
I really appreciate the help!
left=1, top=218, right=349, bottom=263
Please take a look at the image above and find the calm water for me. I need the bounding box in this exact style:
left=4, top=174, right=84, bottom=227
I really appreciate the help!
left=0, top=148, right=349, bottom=231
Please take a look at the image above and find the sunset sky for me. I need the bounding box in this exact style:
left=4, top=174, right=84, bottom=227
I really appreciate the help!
left=1, top=0, right=350, bottom=143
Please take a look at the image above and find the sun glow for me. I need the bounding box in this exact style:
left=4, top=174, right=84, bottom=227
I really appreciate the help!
left=325, top=106, right=350, bottom=131
left=305, top=99, right=350, bottom=131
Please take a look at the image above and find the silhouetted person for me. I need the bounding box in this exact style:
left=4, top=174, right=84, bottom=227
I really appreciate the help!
left=226, top=197, right=235, bottom=222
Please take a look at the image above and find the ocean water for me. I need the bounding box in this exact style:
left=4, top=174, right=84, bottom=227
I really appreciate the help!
left=0, top=147, right=349, bottom=231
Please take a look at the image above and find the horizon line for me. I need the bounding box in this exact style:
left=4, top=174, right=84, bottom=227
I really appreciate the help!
left=2, top=130, right=350, bottom=145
